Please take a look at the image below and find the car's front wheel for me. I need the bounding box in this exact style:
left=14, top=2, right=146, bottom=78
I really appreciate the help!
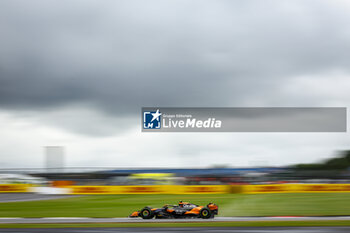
left=199, top=207, right=212, bottom=219
left=140, top=207, right=154, bottom=219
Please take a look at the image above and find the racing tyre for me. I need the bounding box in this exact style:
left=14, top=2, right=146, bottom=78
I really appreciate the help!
left=199, top=207, right=212, bottom=219
left=140, top=207, right=154, bottom=219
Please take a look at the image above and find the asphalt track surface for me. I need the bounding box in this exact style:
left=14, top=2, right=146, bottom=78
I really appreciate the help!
left=0, top=227, right=349, bottom=233
left=0, top=194, right=73, bottom=203
left=1, top=217, right=350, bottom=224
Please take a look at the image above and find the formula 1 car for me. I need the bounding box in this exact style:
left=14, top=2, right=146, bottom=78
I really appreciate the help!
left=129, top=201, right=218, bottom=219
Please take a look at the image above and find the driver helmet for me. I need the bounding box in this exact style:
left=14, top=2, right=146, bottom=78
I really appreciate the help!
left=179, top=201, right=184, bottom=207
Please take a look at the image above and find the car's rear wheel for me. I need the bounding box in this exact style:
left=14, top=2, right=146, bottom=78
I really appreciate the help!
left=140, top=207, right=154, bottom=219
left=199, top=207, right=211, bottom=219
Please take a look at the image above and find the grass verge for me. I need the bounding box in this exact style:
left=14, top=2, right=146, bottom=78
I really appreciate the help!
left=1, top=193, right=350, bottom=217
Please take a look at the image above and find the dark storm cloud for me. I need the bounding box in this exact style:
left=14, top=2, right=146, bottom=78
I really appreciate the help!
left=0, top=0, right=350, bottom=117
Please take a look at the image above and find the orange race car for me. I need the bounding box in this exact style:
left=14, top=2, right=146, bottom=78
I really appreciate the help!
left=129, top=201, right=218, bottom=219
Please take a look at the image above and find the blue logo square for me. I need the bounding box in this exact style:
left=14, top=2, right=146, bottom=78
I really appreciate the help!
left=143, top=109, right=162, bottom=129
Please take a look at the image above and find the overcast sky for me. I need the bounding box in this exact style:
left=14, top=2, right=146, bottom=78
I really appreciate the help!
left=0, top=0, right=350, bottom=169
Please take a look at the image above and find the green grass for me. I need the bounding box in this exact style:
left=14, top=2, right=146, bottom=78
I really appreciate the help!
left=1, top=193, right=350, bottom=217
left=2, top=221, right=350, bottom=228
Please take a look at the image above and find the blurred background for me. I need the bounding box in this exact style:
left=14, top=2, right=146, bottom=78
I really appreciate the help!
left=2, top=148, right=350, bottom=187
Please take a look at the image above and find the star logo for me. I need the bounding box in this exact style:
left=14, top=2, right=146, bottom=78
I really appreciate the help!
left=151, top=109, right=162, bottom=122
